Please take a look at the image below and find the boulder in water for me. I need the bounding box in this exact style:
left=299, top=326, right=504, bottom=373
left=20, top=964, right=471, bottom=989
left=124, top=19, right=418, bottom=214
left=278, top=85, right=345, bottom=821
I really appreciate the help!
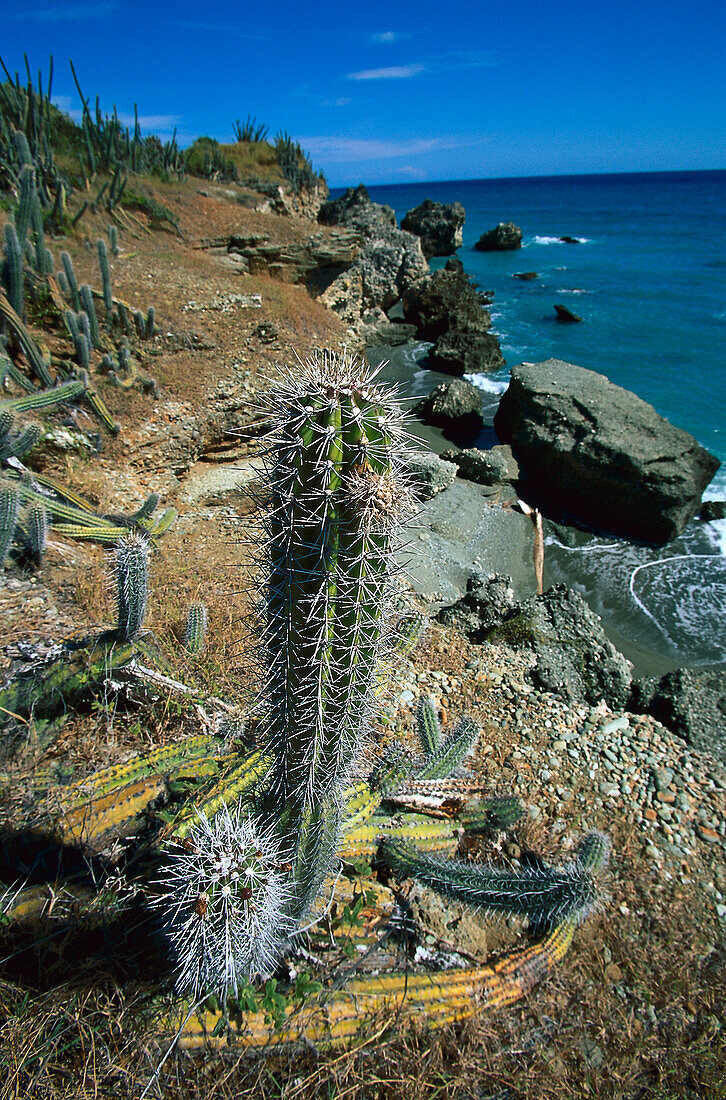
left=494, top=359, right=720, bottom=543
left=474, top=222, right=523, bottom=251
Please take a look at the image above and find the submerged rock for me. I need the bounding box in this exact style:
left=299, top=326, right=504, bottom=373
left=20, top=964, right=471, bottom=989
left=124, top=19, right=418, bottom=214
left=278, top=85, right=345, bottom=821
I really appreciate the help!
left=554, top=303, right=583, bottom=323
left=494, top=359, right=720, bottom=543
left=474, top=222, right=523, bottom=251
left=401, top=199, right=465, bottom=259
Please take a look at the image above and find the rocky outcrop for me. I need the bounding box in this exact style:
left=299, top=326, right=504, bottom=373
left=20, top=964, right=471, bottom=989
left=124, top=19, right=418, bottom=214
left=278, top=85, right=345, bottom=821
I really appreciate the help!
left=413, top=378, right=484, bottom=444
left=404, top=451, right=458, bottom=500
left=316, top=185, right=429, bottom=330
left=437, top=573, right=519, bottom=641
left=630, top=668, right=726, bottom=764
left=402, top=263, right=504, bottom=375
left=401, top=199, right=465, bottom=259
left=494, top=360, right=720, bottom=544
left=554, top=303, right=582, bottom=323
left=440, top=444, right=520, bottom=486
left=440, top=581, right=633, bottom=710
left=475, top=222, right=522, bottom=251
left=318, top=183, right=396, bottom=233
left=224, top=228, right=359, bottom=289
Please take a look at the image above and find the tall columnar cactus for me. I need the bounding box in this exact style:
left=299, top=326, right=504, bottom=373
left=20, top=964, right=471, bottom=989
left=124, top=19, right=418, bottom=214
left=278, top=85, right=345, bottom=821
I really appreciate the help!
left=61, top=252, right=81, bottom=311
left=157, top=350, right=416, bottom=999
left=79, top=285, right=100, bottom=347
left=257, top=350, right=415, bottom=920
left=2, top=223, right=24, bottom=317
left=96, top=239, right=113, bottom=314
left=115, top=532, right=150, bottom=640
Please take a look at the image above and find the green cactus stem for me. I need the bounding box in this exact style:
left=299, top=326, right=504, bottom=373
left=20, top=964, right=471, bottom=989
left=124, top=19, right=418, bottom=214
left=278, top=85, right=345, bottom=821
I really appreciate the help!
left=2, top=223, right=24, bottom=317
left=0, top=377, right=85, bottom=414
left=61, top=252, right=80, bottom=311
left=0, top=483, right=19, bottom=567
left=184, top=603, right=208, bottom=655
left=21, top=501, right=48, bottom=566
left=379, top=832, right=607, bottom=928
left=415, top=694, right=442, bottom=757
left=108, top=224, right=119, bottom=257
left=115, top=532, right=150, bottom=640
left=258, top=350, right=415, bottom=920
left=460, top=795, right=526, bottom=833
left=79, top=284, right=100, bottom=347
left=96, top=238, right=113, bottom=314
left=415, top=715, right=480, bottom=781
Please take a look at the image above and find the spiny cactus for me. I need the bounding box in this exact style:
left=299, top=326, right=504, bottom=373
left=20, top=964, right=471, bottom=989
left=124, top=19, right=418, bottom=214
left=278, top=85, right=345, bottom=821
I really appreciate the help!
left=379, top=830, right=609, bottom=928
left=184, top=603, right=208, bottom=656
left=0, top=482, right=19, bottom=567
left=256, top=350, right=415, bottom=921
left=115, top=532, right=149, bottom=640
left=61, top=252, right=80, bottom=311
left=156, top=806, right=296, bottom=1000
left=79, top=285, right=100, bottom=347
left=96, top=239, right=113, bottom=314
left=412, top=694, right=480, bottom=781
left=19, top=501, right=48, bottom=566
left=108, top=224, right=119, bottom=257
left=2, top=223, right=24, bottom=317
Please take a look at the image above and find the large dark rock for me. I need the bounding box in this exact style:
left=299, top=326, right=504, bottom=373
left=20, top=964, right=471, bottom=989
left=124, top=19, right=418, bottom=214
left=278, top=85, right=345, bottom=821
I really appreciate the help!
left=630, top=668, right=726, bottom=764
left=402, top=265, right=491, bottom=340
left=401, top=264, right=504, bottom=375
left=475, top=222, right=523, bottom=251
left=428, top=330, right=505, bottom=376
left=440, top=444, right=520, bottom=486
left=437, top=573, right=519, bottom=641
left=494, top=360, right=720, bottom=544
left=401, top=199, right=465, bottom=259
left=413, top=378, right=484, bottom=444
left=490, top=585, right=633, bottom=709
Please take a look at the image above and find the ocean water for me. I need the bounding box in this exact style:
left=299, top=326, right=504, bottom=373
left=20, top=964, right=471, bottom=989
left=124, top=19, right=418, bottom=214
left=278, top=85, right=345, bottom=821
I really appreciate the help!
left=353, top=171, right=726, bottom=670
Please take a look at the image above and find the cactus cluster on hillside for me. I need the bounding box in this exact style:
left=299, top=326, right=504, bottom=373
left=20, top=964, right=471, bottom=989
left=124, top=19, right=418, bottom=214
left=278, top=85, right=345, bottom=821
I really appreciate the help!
left=0, top=349, right=610, bottom=1047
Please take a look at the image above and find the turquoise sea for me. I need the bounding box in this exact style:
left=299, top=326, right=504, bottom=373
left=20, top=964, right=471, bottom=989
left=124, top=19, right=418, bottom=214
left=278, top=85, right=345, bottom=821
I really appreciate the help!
left=352, top=171, right=726, bottom=670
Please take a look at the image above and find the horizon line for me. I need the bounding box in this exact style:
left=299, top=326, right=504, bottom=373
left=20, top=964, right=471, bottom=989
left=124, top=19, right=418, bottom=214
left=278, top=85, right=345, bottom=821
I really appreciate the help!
left=329, top=166, right=726, bottom=191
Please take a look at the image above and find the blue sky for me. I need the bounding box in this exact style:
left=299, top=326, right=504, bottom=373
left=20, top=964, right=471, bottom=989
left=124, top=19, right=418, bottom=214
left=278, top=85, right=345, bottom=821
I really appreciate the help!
left=4, top=0, right=725, bottom=186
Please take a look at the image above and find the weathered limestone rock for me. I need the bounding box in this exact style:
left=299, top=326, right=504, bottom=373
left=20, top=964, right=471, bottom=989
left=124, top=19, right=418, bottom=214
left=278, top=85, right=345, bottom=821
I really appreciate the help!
left=494, top=360, right=720, bottom=543
left=401, top=199, right=465, bottom=259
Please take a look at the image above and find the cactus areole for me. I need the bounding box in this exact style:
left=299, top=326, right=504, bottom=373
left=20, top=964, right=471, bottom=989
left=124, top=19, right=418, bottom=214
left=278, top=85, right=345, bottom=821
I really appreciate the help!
left=258, top=350, right=414, bottom=918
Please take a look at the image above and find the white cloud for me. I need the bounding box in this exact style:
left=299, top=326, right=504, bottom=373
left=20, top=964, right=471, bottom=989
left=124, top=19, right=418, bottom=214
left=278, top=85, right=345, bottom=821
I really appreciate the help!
left=347, top=64, right=424, bottom=81
left=116, top=112, right=183, bottom=131
left=298, top=136, right=459, bottom=164
left=371, top=31, right=410, bottom=45
left=319, top=97, right=352, bottom=108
